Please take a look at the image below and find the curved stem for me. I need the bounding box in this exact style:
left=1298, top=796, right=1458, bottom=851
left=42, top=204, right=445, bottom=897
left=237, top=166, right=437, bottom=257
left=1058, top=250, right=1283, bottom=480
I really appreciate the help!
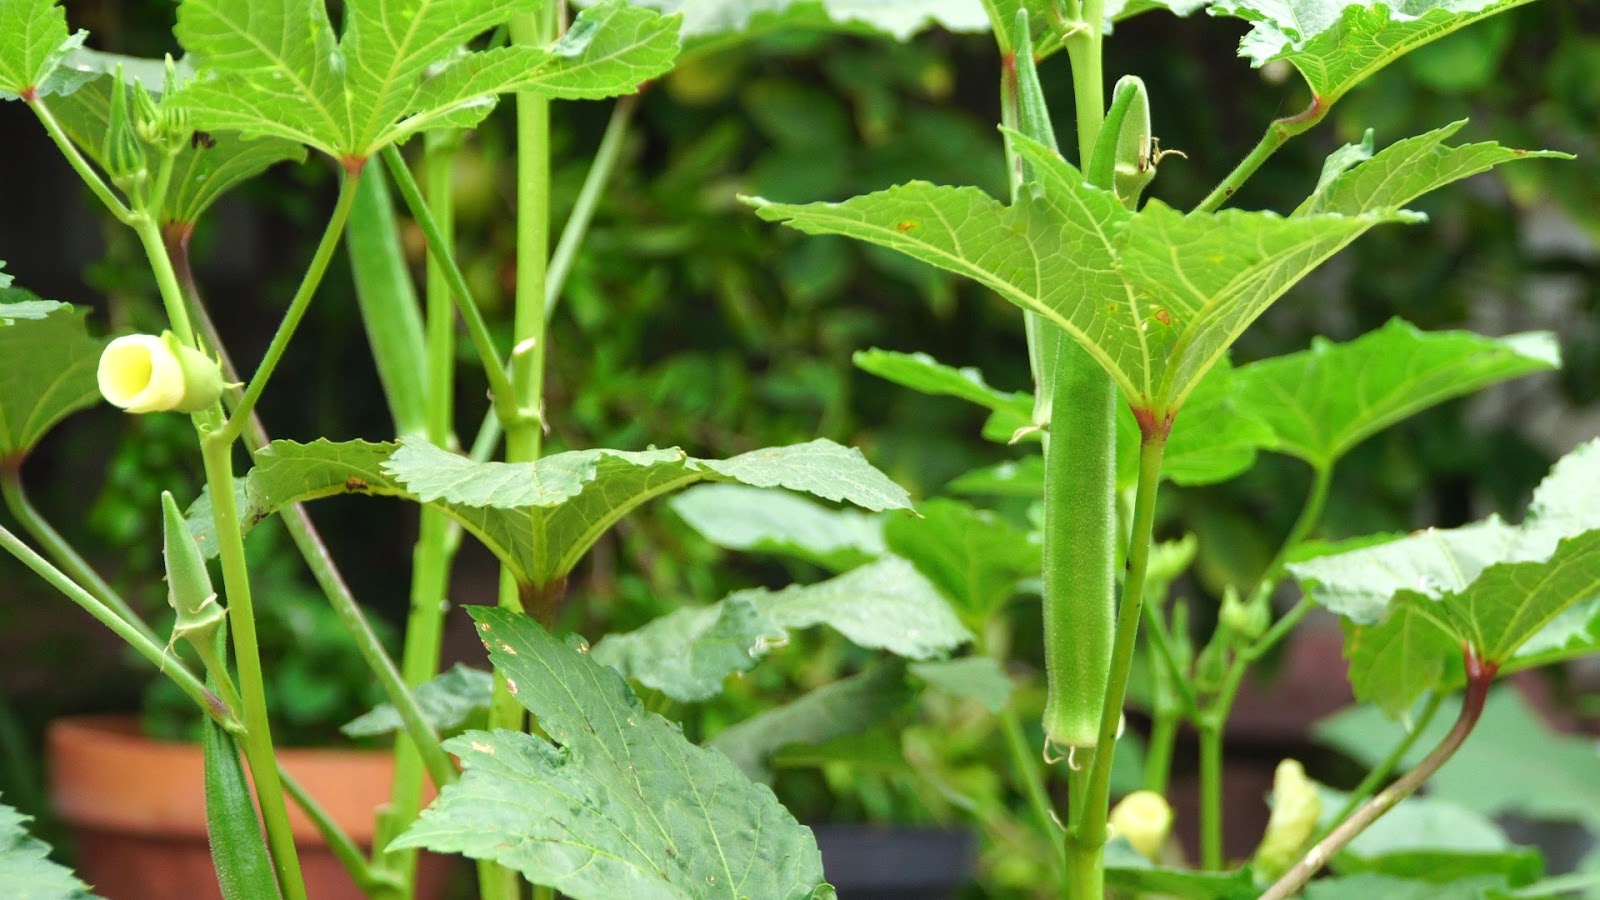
left=1, top=465, right=159, bottom=646
left=1262, top=652, right=1497, bottom=900
left=379, top=145, right=522, bottom=431
left=27, top=97, right=134, bottom=223
left=1323, top=691, right=1445, bottom=837
left=1193, top=96, right=1327, bottom=214
left=281, top=768, right=403, bottom=899
left=219, top=172, right=362, bottom=445
left=0, top=522, right=234, bottom=728
left=545, top=93, right=638, bottom=322
left=1255, top=464, right=1333, bottom=596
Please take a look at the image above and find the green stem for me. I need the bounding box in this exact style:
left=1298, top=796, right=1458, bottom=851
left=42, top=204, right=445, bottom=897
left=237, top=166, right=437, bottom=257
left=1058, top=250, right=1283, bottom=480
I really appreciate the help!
left=1322, top=691, right=1445, bottom=837
left=168, top=223, right=457, bottom=795
left=0, top=522, right=234, bottom=728
left=132, top=217, right=198, bottom=348
left=1256, top=464, right=1333, bottom=594
left=198, top=429, right=308, bottom=900
left=281, top=769, right=404, bottom=899
left=1261, top=652, right=1497, bottom=900
left=381, top=129, right=465, bottom=887
left=545, top=93, right=638, bottom=322
left=1140, top=597, right=1198, bottom=716
left=999, top=706, right=1065, bottom=876
left=1065, top=758, right=1101, bottom=900
left=1192, top=96, right=1327, bottom=214
left=1197, top=718, right=1225, bottom=869
left=27, top=97, right=134, bottom=223
left=1067, top=429, right=1167, bottom=891
left=1143, top=712, right=1177, bottom=795
left=379, top=145, right=523, bottom=432
left=1, top=465, right=159, bottom=646
left=218, top=172, right=362, bottom=445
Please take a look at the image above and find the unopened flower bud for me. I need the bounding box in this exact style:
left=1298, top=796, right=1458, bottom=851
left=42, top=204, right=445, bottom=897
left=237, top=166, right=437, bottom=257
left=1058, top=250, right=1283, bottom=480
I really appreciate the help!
left=160, top=491, right=225, bottom=655
left=1254, top=759, right=1322, bottom=879
left=1109, top=790, right=1174, bottom=859
left=97, top=332, right=227, bottom=414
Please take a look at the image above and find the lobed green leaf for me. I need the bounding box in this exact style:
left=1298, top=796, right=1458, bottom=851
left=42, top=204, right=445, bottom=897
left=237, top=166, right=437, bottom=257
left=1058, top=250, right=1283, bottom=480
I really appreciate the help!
left=392, top=607, right=832, bottom=900
left=669, top=484, right=885, bottom=573
left=0, top=0, right=86, bottom=101
left=0, top=793, right=96, bottom=899
left=0, top=291, right=103, bottom=457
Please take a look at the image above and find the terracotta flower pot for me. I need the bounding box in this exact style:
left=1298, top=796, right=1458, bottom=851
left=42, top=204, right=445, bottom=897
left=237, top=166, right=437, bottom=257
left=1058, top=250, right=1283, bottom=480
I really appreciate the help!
left=48, top=715, right=452, bottom=900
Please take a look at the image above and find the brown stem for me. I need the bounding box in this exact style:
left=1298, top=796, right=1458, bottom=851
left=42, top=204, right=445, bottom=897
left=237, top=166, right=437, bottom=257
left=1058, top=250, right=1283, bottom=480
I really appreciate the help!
left=1260, top=648, right=1498, bottom=900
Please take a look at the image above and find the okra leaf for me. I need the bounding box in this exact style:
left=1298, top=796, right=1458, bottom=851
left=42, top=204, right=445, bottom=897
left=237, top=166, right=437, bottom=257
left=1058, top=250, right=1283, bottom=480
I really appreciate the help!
left=592, top=557, right=972, bottom=702
left=0, top=0, right=87, bottom=101
left=709, top=661, right=915, bottom=783
left=946, top=457, right=1045, bottom=498
left=1208, top=0, right=1539, bottom=105
left=1149, top=357, right=1279, bottom=486
left=984, top=0, right=1209, bottom=59
left=617, top=0, right=987, bottom=45
left=1304, top=873, right=1514, bottom=900
left=48, top=71, right=307, bottom=227
left=909, top=656, right=1013, bottom=712
left=1230, top=319, right=1560, bottom=471
left=0, top=794, right=96, bottom=899
left=1293, top=439, right=1600, bottom=714
left=669, top=484, right=885, bottom=573
left=393, top=607, right=833, bottom=900
left=751, top=131, right=1414, bottom=419
left=1316, top=689, right=1600, bottom=828
left=854, top=348, right=1033, bottom=440
left=1105, top=838, right=1260, bottom=899
left=1298, top=121, right=1572, bottom=217
left=171, top=0, right=677, bottom=160
left=219, top=436, right=909, bottom=588
left=342, top=663, right=493, bottom=738
left=882, top=497, right=1039, bottom=629
left=1331, top=795, right=1543, bottom=887
left=0, top=292, right=103, bottom=457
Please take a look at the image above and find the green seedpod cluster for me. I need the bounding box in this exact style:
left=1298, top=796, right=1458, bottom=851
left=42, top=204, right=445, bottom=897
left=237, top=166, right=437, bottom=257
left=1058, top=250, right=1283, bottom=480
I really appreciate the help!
left=102, top=67, right=148, bottom=189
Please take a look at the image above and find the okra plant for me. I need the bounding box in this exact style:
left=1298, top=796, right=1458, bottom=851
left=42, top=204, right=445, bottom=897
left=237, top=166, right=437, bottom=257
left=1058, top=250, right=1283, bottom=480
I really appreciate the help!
left=0, top=0, right=1595, bottom=898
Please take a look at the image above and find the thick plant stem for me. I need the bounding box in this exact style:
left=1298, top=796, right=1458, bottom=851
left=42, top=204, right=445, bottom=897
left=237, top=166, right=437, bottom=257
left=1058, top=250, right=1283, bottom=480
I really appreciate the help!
left=1261, top=652, right=1497, bottom=900
left=1066, top=429, right=1167, bottom=896
left=382, top=130, right=464, bottom=888
left=1323, top=691, right=1445, bottom=836
left=1, top=465, right=158, bottom=646
left=219, top=173, right=362, bottom=445
left=0, top=522, right=232, bottom=728
left=198, top=431, right=308, bottom=900
left=1193, top=96, right=1326, bottom=213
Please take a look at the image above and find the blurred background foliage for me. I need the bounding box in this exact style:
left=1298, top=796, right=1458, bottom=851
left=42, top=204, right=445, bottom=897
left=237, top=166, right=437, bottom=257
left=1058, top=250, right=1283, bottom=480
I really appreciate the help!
left=1, top=0, right=1597, bottom=893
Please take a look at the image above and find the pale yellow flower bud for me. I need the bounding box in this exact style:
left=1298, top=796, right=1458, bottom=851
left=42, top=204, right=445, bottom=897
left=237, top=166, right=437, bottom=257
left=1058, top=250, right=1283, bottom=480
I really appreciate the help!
left=1109, top=790, right=1174, bottom=859
left=1254, top=758, right=1322, bottom=879
left=97, top=332, right=225, bottom=414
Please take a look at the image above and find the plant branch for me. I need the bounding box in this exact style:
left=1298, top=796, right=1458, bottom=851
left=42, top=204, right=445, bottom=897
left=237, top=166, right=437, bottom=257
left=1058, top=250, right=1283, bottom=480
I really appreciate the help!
left=1, top=465, right=159, bottom=646
left=1000, top=705, right=1065, bottom=876
left=545, top=93, right=638, bottom=322
left=281, top=768, right=404, bottom=899
left=1261, top=651, right=1498, bottom=900
left=219, top=172, right=362, bottom=445
left=379, top=144, right=523, bottom=432
left=1323, top=691, right=1445, bottom=837
left=1193, top=95, right=1326, bottom=214
left=28, top=97, right=134, bottom=224
left=0, top=522, right=234, bottom=728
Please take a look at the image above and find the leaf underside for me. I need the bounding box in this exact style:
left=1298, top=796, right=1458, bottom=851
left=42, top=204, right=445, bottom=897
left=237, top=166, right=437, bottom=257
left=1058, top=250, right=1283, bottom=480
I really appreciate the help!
left=0, top=292, right=103, bottom=457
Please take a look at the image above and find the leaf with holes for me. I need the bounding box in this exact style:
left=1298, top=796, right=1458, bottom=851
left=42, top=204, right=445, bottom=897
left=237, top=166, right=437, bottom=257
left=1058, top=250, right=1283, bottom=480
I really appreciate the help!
left=170, top=0, right=678, bottom=160
left=1208, top=0, right=1540, bottom=105
left=392, top=607, right=834, bottom=900
left=1230, top=318, right=1559, bottom=471
left=0, top=292, right=103, bottom=457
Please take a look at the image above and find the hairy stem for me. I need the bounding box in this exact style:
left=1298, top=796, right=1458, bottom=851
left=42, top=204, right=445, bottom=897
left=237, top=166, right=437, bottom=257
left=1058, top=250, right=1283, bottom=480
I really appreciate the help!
left=1261, top=652, right=1497, bottom=900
